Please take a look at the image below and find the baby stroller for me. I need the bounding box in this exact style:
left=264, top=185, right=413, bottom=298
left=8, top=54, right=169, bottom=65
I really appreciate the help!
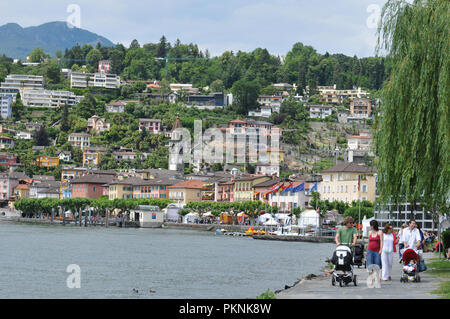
left=331, top=245, right=357, bottom=287
left=400, top=249, right=420, bottom=283
left=353, top=243, right=365, bottom=268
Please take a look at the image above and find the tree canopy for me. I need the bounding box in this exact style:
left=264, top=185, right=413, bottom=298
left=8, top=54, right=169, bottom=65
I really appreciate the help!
left=375, top=0, right=449, bottom=214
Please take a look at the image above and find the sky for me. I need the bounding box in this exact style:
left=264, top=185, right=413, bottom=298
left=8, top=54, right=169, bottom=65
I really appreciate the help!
left=0, top=0, right=388, bottom=57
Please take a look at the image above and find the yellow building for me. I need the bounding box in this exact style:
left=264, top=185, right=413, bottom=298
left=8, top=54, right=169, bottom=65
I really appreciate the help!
left=108, top=180, right=134, bottom=200
left=168, top=180, right=204, bottom=204
left=318, top=162, right=377, bottom=203
left=36, top=156, right=60, bottom=167
left=83, top=147, right=107, bottom=167
left=13, top=184, right=30, bottom=200
left=233, top=175, right=271, bottom=202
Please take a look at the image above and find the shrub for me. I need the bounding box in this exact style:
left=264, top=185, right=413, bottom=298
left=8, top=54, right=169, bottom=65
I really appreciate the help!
left=256, top=289, right=276, bottom=299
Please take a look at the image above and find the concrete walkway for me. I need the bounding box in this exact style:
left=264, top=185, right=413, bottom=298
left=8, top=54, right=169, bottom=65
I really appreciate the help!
left=277, top=253, right=447, bottom=299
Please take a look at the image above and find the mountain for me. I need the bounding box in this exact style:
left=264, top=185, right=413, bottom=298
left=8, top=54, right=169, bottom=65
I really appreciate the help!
left=0, top=21, right=115, bottom=59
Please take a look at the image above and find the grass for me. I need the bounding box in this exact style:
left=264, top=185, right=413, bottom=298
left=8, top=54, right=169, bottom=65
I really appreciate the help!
left=428, top=258, right=450, bottom=299
left=256, top=289, right=276, bottom=299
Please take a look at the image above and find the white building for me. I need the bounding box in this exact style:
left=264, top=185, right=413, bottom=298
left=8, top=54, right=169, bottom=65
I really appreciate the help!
left=348, top=134, right=373, bottom=151
left=16, top=131, right=33, bottom=140
left=248, top=106, right=273, bottom=118
left=0, top=74, right=44, bottom=93
left=0, top=94, right=13, bottom=119
left=375, top=202, right=437, bottom=232
left=58, top=151, right=72, bottom=162
left=309, top=105, right=334, bottom=119
left=70, top=72, right=120, bottom=89
left=19, top=89, right=83, bottom=108
left=107, top=101, right=126, bottom=113
left=68, top=133, right=90, bottom=148
left=268, top=182, right=310, bottom=212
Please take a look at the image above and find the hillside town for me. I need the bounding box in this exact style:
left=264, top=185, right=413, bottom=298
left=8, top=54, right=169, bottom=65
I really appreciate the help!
left=0, top=52, right=388, bottom=227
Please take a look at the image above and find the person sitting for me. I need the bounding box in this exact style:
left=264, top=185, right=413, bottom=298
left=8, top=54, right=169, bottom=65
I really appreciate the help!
left=403, top=259, right=417, bottom=274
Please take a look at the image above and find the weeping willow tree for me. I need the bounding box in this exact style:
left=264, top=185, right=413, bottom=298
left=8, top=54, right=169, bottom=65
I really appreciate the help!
left=375, top=0, right=449, bottom=216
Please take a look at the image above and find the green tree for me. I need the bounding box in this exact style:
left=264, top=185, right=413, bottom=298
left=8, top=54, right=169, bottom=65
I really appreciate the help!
left=34, top=126, right=49, bottom=146
left=375, top=0, right=449, bottom=215
left=230, top=78, right=261, bottom=115
left=28, top=48, right=49, bottom=62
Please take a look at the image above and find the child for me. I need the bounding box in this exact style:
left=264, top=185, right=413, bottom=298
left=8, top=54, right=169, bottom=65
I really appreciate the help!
left=403, top=259, right=417, bottom=275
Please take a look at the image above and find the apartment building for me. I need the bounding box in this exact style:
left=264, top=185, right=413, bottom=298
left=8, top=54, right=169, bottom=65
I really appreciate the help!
left=0, top=94, right=13, bottom=119
left=314, top=85, right=370, bottom=104
left=82, top=147, right=106, bottom=167
left=71, top=174, right=115, bottom=199
left=19, top=89, right=83, bottom=108
left=233, top=175, right=271, bottom=202
left=70, top=72, right=121, bottom=89
left=309, top=105, right=334, bottom=119
left=350, top=98, right=372, bottom=118
left=0, top=74, right=44, bottom=93
left=318, top=162, right=377, bottom=203
left=68, top=133, right=90, bottom=148
left=168, top=180, right=204, bottom=204
left=108, top=176, right=181, bottom=200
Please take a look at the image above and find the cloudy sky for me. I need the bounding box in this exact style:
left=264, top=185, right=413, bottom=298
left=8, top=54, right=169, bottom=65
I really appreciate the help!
left=0, top=0, right=388, bottom=57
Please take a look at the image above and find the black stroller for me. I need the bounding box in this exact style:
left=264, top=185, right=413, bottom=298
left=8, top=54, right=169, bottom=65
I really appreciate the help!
left=331, top=245, right=357, bottom=287
left=353, top=243, right=365, bottom=268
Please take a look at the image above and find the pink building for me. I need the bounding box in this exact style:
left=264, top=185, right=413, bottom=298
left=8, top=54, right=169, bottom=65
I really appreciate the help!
left=98, top=60, right=111, bottom=74
left=71, top=174, right=115, bottom=199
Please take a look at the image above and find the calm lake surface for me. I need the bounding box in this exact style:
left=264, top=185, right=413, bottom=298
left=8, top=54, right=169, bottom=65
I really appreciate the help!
left=0, top=222, right=334, bottom=299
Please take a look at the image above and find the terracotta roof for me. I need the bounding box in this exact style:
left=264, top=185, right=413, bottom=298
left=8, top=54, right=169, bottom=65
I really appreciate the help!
left=168, top=180, right=204, bottom=189
left=15, top=184, right=29, bottom=190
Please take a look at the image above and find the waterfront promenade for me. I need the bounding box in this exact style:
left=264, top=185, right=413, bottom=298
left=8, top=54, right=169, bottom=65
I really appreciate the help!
left=276, top=253, right=445, bottom=299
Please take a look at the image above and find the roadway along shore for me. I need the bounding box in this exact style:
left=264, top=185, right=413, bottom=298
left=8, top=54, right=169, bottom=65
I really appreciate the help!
left=276, top=253, right=445, bottom=299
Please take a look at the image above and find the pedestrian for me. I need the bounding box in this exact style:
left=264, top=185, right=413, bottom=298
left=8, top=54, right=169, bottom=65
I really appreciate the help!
left=402, top=219, right=421, bottom=252
left=367, top=220, right=383, bottom=267
left=381, top=223, right=397, bottom=281
left=417, top=224, right=426, bottom=252
left=366, top=220, right=383, bottom=288
left=335, top=216, right=357, bottom=248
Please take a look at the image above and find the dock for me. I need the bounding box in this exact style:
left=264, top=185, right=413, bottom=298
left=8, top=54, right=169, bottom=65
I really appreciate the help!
left=251, top=234, right=335, bottom=243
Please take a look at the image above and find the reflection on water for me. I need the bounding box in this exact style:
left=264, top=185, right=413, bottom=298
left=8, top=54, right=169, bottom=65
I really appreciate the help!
left=0, top=222, right=334, bottom=298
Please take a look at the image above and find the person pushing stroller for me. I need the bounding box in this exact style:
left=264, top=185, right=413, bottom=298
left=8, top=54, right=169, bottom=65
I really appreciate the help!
left=335, top=216, right=358, bottom=249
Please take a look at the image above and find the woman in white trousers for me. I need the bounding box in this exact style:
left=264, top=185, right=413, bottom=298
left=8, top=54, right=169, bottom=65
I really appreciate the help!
left=381, top=223, right=397, bottom=281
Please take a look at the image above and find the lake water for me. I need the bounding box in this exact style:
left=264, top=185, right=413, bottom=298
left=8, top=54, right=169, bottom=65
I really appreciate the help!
left=0, top=222, right=334, bottom=299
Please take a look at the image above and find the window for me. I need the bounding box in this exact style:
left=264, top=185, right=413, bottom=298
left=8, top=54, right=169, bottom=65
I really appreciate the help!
left=362, top=184, right=368, bottom=193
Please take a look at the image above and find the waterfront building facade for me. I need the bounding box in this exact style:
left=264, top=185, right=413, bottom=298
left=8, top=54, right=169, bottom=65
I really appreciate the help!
left=318, top=162, right=377, bottom=203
